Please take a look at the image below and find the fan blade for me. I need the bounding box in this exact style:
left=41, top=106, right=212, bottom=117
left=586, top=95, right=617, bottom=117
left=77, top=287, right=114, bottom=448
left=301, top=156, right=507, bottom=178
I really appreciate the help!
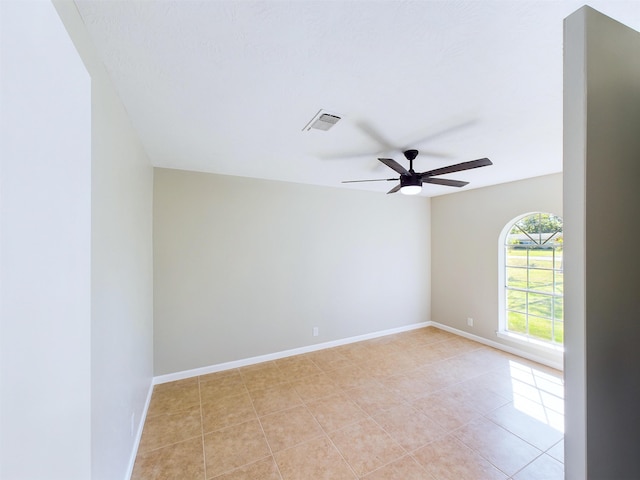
left=356, top=121, right=396, bottom=151
left=379, top=158, right=409, bottom=175
left=342, top=178, right=397, bottom=184
left=423, top=177, right=469, bottom=188
left=420, top=157, right=492, bottom=177
left=387, top=184, right=402, bottom=194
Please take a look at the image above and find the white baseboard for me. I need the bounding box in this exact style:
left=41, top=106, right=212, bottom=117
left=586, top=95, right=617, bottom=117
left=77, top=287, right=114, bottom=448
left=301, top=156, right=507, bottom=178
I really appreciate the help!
left=430, top=321, right=564, bottom=371
left=153, top=321, right=431, bottom=385
left=125, top=381, right=154, bottom=480
left=153, top=320, right=563, bottom=385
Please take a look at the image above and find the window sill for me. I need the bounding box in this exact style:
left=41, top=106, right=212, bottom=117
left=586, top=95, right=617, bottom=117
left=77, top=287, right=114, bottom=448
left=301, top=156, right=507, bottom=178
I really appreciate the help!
left=496, top=330, right=565, bottom=354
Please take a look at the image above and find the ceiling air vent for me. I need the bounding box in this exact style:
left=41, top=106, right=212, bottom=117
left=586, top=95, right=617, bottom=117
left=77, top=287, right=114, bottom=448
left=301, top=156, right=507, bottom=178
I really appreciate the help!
left=303, top=109, right=341, bottom=131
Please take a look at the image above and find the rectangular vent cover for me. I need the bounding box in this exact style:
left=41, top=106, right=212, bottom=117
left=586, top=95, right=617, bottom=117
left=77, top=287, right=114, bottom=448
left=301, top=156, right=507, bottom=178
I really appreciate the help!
left=303, top=110, right=341, bottom=131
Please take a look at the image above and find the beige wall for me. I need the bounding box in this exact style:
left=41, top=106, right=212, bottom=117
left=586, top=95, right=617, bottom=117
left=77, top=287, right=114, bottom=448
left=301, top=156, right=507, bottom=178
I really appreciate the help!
left=154, top=168, right=431, bottom=375
left=564, top=7, right=640, bottom=479
left=89, top=43, right=154, bottom=480
left=430, top=173, right=563, bottom=364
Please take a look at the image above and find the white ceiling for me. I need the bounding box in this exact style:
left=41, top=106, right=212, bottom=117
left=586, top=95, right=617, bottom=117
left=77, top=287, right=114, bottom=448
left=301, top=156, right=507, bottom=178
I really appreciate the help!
left=74, top=0, right=640, bottom=197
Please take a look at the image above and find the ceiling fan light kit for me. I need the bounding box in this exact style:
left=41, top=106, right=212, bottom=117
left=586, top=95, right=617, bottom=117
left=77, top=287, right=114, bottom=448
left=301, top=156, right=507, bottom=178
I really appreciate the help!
left=342, top=149, right=492, bottom=195
left=400, top=175, right=422, bottom=195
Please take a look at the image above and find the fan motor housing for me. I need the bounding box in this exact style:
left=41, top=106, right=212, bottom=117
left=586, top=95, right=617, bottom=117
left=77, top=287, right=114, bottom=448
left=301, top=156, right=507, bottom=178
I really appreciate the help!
left=400, top=174, right=422, bottom=188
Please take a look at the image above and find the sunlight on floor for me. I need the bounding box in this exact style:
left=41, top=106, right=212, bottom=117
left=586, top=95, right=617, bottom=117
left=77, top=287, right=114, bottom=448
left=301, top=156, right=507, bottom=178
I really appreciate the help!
left=509, top=360, right=565, bottom=433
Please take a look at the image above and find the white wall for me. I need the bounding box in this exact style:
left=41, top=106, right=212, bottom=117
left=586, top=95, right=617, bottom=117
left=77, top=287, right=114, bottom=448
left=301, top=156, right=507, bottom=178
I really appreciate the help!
left=0, top=1, right=92, bottom=478
left=430, top=173, right=563, bottom=364
left=52, top=3, right=155, bottom=479
left=154, top=168, right=431, bottom=375
left=0, top=2, right=154, bottom=479
left=564, top=7, right=640, bottom=479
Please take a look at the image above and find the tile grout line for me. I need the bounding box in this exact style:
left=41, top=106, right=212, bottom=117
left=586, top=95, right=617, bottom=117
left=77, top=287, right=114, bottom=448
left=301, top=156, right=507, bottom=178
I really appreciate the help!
left=271, top=360, right=362, bottom=476
left=202, top=370, right=276, bottom=478
left=197, top=376, right=207, bottom=480
left=481, top=410, right=559, bottom=453
left=507, top=450, right=547, bottom=480
left=273, top=355, right=362, bottom=478
left=300, top=400, right=362, bottom=479
left=449, top=414, right=549, bottom=479
left=363, top=399, right=444, bottom=477
left=199, top=369, right=280, bottom=478
left=245, top=374, right=286, bottom=480
left=304, top=358, right=436, bottom=478
left=136, top=433, right=203, bottom=456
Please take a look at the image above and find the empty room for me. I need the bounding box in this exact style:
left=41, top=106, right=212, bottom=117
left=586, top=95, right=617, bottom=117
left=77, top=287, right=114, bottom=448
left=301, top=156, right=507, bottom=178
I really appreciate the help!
left=2, top=1, right=639, bottom=480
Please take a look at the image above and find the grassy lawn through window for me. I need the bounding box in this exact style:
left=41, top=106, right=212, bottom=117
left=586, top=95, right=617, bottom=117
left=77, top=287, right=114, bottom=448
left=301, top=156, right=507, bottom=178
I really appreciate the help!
left=505, top=246, right=564, bottom=344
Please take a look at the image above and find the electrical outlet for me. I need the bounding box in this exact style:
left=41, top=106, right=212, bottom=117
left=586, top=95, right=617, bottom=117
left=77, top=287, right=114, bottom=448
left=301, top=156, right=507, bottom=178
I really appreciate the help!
left=312, top=326, right=319, bottom=337
left=467, top=317, right=474, bottom=327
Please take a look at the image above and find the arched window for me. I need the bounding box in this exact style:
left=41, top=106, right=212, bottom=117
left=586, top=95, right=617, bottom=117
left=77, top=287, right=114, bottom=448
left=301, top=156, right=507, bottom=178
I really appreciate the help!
left=499, top=213, right=563, bottom=348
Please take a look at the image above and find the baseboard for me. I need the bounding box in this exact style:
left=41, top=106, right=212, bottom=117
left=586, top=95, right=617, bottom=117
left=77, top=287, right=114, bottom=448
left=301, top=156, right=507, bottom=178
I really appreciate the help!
left=125, top=380, right=154, bottom=480
left=152, top=318, right=562, bottom=386
left=153, top=321, right=431, bottom=385
left=430, top=321, right=564, bottom=371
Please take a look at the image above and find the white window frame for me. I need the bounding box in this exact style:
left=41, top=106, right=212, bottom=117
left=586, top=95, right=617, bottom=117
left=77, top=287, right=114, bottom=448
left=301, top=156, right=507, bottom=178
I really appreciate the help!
left=497, top=212, right=565, bottom=354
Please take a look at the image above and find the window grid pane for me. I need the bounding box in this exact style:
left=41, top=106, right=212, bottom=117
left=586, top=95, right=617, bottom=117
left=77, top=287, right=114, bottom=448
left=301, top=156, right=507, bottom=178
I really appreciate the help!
left=504, top=213, right=563, bottom=346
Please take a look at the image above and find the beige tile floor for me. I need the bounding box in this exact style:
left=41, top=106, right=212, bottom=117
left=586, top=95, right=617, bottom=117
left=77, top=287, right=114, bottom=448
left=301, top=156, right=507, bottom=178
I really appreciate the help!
left=132, top=327, right=564, bottom=480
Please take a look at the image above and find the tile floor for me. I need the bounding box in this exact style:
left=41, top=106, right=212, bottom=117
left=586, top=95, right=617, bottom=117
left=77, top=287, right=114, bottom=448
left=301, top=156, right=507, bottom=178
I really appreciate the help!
left=132, top=327, right=564, bottom=480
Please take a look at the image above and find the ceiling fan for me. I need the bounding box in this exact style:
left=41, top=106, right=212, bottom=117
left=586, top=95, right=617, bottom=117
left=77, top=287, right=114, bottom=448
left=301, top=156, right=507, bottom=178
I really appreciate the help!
left=342, top=149, right=492, bottom=195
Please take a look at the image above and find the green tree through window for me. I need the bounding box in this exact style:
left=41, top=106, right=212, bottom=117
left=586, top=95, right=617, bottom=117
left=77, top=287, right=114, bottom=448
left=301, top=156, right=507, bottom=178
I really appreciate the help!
left=504, top=213, right=563, bottom=345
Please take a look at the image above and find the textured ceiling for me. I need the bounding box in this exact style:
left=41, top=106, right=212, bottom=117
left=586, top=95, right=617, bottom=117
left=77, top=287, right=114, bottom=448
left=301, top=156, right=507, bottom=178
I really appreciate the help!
left=74, top=1, right=640, bottom=196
